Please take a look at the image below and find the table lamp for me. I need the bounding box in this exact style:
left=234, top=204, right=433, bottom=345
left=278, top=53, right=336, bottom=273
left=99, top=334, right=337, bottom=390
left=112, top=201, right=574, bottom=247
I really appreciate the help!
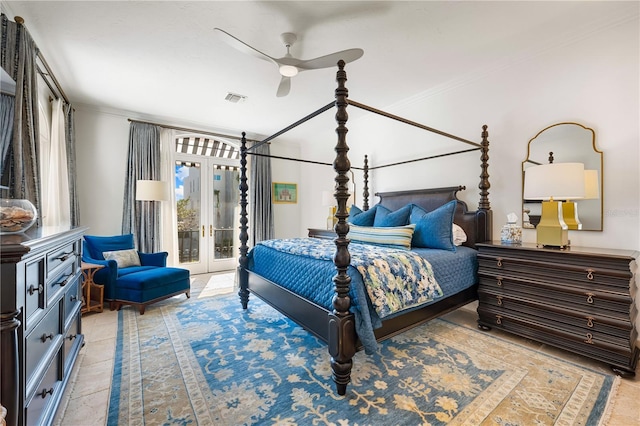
left=523, top=163, right=585, bottom=247
left=322, top=190, right=336, bottom=230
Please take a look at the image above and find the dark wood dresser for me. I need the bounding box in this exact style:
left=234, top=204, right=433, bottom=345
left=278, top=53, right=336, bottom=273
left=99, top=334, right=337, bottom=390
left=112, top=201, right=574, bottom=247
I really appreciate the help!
left=1, top=227, right=86, bottom=426
left=477, top=242, right=639, bottom=376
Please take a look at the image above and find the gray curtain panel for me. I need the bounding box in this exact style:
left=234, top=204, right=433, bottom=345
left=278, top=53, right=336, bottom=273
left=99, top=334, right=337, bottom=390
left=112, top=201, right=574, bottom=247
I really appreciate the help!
left=0, top=93, right=14, bottom=182
left=64, top=103, right=80, bottom=226
left=1, top=14, right=41, bottom=219
left=122, top=122, right=162, bottom=252
left=249, top=142, right=274, bottom=246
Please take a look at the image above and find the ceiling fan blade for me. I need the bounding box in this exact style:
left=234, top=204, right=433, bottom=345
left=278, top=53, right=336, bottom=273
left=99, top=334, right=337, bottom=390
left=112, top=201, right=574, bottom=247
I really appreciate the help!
left=297, top=48, right=364, bottom=70
left=214, top=28, right=277, bottom=65
left=276, top=76, right=291, bottom=97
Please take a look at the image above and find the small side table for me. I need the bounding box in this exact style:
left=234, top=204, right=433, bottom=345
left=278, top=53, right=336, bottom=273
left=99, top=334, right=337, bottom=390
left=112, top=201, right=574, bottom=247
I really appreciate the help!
left=308, top=228, right=337, bottom=239
left=81, top=262, right=105, bottom=314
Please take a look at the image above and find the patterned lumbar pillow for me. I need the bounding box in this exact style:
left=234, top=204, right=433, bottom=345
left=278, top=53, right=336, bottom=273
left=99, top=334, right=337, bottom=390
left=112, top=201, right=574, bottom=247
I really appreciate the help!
left=103, top=248, right=141, bottom=268
left=347, top=224, right=416, bottom=249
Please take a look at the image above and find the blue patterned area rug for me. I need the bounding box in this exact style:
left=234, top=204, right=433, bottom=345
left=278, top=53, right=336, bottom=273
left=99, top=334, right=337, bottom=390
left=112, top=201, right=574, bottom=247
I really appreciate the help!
left=107, top=294, right=617, bottom=425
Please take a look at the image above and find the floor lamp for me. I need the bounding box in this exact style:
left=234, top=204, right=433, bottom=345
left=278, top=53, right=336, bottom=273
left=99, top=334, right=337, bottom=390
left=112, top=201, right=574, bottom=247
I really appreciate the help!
left=136, top=180, right=169, bottom=252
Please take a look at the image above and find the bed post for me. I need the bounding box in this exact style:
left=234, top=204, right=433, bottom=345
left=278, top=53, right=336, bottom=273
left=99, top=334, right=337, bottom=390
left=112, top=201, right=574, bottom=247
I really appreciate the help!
left=328, top=60, right=356, bottom=396
left=478, top=125, right=493, bottom=242
left=238, top=133, right=250, bottom=309
left=362, top=155, right=369, bottom=210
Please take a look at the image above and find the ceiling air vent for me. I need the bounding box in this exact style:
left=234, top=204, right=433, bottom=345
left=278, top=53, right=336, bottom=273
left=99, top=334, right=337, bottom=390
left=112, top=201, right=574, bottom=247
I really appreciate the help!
left=224, top=92, right=247, bottom=103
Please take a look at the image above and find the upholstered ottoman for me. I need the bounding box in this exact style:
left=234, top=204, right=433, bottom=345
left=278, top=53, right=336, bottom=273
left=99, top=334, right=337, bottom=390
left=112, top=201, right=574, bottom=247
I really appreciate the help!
left=111, top=267, right=190, bottom=314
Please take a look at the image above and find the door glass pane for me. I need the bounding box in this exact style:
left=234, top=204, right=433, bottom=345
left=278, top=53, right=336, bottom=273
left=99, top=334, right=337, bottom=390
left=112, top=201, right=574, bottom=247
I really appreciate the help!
left=175, top=161, right=201, bottom=264
left=212, top=166, right=239, bottom=260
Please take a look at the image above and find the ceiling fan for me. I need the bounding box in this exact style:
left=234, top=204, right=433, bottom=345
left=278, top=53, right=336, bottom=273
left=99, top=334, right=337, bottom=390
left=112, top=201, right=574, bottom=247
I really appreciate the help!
left=214, top=28, right=364, bottom=97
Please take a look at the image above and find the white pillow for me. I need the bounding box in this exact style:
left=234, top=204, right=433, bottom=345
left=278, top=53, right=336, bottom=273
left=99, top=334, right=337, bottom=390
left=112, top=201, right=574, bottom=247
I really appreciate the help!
left=103, top=249, right=141, bottom=268
left=452, top=223, right=467, bottom=246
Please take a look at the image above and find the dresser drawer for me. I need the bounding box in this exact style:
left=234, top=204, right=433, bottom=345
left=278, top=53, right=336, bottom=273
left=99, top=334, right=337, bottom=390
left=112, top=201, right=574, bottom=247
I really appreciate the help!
left=478, top=275, right=633, bottom=318
left=478, top=255, right=633, bottom=290
left=62, top=315, right=82, bottom=375
left=478, top=305, right=639, bottom=370
left=477, top=292, right=637, bottom=347
left=24, top=258, right=46, bottom=329
left=25, top=303, right=61, bottom=394
left=47, top=263, right=77, bottom=306
left=25, top=353, right=61, bottom=426
left=46, top=240, right=78, bottom=277
left=62, top=276, right=81, bottom=325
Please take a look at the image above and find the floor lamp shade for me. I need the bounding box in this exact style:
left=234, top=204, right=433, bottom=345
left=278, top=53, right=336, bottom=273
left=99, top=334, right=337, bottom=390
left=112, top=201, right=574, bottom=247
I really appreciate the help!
left=136, top=180, right=169, bottom=202
left=524, top=163, right=585, bottom=247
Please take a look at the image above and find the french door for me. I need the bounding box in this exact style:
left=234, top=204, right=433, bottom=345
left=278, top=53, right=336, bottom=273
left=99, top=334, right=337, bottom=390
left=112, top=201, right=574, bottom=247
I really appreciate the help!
left=174, top=155, right=240, bottom=274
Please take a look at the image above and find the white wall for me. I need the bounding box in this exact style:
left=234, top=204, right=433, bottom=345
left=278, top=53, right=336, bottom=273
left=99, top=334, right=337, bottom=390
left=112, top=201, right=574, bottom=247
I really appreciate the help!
left=300, top=15, right=639, bottom=250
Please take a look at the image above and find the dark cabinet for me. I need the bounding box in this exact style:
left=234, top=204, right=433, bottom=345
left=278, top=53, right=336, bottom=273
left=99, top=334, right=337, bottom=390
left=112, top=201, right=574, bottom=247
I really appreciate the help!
left=477, top=242, right=639, bottom=376
left=1, top=227, right=86, bottom=426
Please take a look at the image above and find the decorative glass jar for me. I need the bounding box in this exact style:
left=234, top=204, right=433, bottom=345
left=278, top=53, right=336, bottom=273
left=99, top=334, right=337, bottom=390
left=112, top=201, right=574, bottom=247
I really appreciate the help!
left=0, top=199, right=37, bottom=234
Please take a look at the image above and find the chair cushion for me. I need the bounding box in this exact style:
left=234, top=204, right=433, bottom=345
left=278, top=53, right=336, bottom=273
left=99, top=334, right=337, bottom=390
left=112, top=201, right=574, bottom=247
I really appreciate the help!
left=84, top=234, right=135, bottom=260
left=117, top=267, right=190, bottom=290
left=115, top=267, right=190, bottom=304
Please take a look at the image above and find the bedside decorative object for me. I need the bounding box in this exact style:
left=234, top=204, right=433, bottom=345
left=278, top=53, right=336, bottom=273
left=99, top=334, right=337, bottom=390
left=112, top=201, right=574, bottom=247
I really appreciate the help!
left=500, top=213, right=522, bottom=244
left=477, top=242, right=639, bottom=377
left=322, top=191, right=337, bottom=230
left=0, top=198, right=37, bottom=234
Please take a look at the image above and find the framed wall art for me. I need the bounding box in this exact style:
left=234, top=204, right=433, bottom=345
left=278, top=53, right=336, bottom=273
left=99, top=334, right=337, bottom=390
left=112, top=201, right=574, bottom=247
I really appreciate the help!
left=273, top=182, right=297, bottom=204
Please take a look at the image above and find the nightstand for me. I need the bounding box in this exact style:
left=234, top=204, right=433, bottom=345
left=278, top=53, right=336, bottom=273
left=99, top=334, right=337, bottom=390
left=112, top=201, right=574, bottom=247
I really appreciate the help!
left=308, top=228, right=336, bottom=239
left=476, top=242, right=639, bottom=377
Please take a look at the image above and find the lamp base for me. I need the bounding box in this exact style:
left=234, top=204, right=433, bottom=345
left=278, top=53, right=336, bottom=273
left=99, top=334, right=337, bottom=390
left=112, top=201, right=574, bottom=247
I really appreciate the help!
left=562, top=201, right=582, bottom=230
left=536, top=200, right=569, bottom=248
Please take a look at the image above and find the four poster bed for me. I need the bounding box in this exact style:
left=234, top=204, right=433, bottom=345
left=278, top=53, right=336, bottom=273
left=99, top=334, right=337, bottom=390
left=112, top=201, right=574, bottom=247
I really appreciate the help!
left=237, top=61, right=492, bottom=395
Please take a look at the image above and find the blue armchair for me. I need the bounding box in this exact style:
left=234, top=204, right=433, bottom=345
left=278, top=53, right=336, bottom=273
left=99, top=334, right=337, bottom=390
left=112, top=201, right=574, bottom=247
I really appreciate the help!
left=82, top=234, right=190, bottom=314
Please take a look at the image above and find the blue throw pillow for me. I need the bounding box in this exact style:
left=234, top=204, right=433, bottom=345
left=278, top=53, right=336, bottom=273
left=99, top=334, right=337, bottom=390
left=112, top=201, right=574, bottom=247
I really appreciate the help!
left=409, top=201, right=457, bottom=251
left=348, top=204, right=378, bottom=226
left=373, top=204, right=412, bottom=227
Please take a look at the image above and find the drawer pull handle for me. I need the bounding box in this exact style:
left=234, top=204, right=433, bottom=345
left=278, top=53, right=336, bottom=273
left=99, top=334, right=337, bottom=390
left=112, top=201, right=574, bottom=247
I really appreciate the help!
left=39, top=388, right=54, bottom=399
left=496, top=277, right=503, bottom=287
left=55, top=251, right=74, bottom=262
left=496, top=257, right=503, bottom=267
left=586, top=269, right=595, bottom=280
left=70, top=295, right=78, bottom=302
left=586, top=317, right=594, bottom=328
left=41, top=333, right=54, bottom=342
left=496, top=315, right=502, bottom=325
left=584, top=333, right=594, bottom=344
left=67, top=334, right=77, bottom=341
left=586, top=293, right=594, bottom=304
left=28, top=284, right=44, bottom=295
left=57, top=274, right=73, bottom=288
left=496, top=295, right=503, bottom=306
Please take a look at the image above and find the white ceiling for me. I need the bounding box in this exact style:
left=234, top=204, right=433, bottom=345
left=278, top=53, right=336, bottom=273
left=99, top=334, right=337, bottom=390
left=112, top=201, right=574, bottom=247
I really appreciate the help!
left=2, top=1, right=635, bottom=142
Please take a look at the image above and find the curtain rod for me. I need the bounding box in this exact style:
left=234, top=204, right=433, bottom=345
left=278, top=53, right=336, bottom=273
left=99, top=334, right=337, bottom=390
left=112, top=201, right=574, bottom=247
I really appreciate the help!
left=127, top=118, right=258, bottom=143
left=14, top=16, right=71, bottom=104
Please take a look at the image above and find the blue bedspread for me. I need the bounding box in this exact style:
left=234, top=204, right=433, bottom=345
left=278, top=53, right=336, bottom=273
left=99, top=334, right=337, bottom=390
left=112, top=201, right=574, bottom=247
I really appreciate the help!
left=247, top=238, right=477, bottom=353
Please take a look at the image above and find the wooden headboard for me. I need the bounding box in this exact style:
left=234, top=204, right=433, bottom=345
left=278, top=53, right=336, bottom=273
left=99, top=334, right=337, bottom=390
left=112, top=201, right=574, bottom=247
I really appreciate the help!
left=375, top=186, right=492, bottom=248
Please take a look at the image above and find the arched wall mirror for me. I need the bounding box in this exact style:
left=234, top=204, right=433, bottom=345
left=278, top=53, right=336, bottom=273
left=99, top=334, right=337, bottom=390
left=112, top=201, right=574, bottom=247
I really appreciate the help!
left=522, top=122, right=603, bottom=231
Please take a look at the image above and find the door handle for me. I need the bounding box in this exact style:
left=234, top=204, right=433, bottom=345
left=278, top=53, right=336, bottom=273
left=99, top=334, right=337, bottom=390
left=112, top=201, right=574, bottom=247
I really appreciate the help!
left=210, top=225, right=213, bottom=237
left=202, top=225, right=205, bottom=237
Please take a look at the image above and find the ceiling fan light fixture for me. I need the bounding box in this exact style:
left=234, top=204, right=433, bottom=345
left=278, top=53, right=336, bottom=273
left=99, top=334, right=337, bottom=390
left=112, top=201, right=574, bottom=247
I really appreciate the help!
left=279, top=64, right=298, bottom=77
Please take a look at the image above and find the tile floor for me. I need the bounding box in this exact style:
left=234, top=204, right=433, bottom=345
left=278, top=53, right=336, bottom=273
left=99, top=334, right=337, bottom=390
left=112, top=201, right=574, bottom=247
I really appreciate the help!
left=54, top=272, right=639, bottom=425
